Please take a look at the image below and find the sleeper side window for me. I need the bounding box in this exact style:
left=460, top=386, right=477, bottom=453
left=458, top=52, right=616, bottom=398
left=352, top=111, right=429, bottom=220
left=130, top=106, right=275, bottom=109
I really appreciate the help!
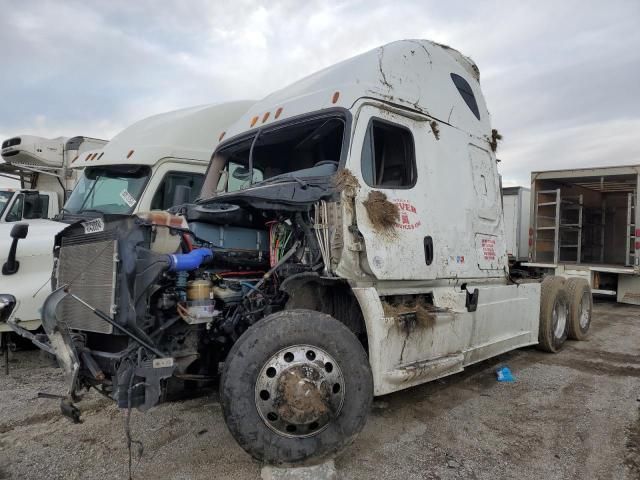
left=361, top=119, right=416, bottom=189
left=451, top=73, right=480, bottom=120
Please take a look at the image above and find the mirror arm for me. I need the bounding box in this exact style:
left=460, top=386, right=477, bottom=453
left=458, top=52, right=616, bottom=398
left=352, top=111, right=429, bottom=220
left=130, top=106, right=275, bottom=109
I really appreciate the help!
left=2, top=238, right=20, bottom=275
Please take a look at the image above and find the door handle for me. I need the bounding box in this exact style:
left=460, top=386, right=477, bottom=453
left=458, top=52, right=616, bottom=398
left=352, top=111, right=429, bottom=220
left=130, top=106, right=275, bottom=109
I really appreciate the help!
left=424, top=236, right=433, bottom=265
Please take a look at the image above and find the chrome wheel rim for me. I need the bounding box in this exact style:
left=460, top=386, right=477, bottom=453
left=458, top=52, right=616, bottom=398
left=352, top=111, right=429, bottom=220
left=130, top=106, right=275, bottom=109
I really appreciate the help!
left=255, top=344, right=345, bottom=438
left=579, top=292, right=590, bottom=329
left=553, top=298, right=568, bottom=339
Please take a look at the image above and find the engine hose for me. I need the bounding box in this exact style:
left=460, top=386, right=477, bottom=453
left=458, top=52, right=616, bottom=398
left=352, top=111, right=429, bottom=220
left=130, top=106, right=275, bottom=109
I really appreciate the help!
left=168, top=248, right=214, bottom=272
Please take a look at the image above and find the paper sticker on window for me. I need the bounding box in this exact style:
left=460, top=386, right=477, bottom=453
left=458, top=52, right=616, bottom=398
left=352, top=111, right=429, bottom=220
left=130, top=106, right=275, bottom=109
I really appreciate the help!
left=120, top=189, right=137, bottom=208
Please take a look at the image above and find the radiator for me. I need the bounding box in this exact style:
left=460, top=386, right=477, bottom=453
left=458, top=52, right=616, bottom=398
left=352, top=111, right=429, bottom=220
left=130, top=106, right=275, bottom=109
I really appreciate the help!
left=56, top=232, right=118, bottom=334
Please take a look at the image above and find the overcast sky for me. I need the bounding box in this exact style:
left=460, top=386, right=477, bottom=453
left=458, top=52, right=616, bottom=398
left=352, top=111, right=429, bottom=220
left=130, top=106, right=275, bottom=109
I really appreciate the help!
left=1, top=0, right=639, bottom=188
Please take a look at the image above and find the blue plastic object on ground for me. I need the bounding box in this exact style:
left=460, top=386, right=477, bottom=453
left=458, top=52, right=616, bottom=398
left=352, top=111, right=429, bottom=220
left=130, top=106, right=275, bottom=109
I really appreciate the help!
left=496, top=366, right=515, bottom=382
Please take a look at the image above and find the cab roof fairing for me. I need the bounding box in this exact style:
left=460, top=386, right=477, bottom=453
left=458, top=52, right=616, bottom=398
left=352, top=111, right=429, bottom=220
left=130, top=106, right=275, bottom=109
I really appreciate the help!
left=218, top=39, right=492, bottom=148
left=72, top=101, right=255, bottom=169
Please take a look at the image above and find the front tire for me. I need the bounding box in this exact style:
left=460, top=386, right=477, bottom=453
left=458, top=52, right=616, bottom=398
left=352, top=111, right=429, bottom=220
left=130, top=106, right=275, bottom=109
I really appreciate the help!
left=220, top=309, right=373, bottom=466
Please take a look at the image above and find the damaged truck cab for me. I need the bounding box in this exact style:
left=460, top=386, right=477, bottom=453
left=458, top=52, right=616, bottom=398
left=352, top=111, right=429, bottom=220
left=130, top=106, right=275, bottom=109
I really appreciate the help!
left=38, top=40, right=590, bottom=465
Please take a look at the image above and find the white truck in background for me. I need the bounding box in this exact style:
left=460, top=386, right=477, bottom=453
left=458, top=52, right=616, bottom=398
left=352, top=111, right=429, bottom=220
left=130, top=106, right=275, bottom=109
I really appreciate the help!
left=0, top=136, right=108, bottom=222
left=0, top=102, right=254, bottom=361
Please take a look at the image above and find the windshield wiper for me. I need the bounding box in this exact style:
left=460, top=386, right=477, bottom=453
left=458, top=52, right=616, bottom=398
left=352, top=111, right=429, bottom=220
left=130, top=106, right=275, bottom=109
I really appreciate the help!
left=78, top=208, right=104, bottom=215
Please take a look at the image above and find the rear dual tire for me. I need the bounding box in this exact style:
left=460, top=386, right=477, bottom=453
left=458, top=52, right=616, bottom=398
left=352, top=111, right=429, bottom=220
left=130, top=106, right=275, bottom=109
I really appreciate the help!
left=537, top=276, right=592, bottom=352
left=537, top=276, right=569, bottom=353
left=565, top=278, right=592, bottom=340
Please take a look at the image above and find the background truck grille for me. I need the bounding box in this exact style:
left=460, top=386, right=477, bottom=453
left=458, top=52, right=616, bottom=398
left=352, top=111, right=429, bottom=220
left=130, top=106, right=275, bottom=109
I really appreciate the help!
left=56, top=233, right=118, bottom=334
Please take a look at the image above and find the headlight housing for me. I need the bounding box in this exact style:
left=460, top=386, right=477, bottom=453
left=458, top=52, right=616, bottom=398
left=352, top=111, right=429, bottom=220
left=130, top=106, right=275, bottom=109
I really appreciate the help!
left=0, top=294, right=16, bottom=322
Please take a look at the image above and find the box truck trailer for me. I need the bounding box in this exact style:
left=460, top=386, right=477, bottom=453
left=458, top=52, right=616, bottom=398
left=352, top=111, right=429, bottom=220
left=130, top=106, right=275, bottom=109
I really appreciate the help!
left=0, top=136, right=108, bottom=222
left=16, top=40, right=593, bottom=466
left=522, top=165, right=640, bottom=304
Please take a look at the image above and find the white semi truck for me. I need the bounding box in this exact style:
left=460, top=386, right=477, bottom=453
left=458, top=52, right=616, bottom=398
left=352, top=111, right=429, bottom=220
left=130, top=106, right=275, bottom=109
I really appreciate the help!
left=0, top=102, right=253, bottom=349
left=16, top=40, right=592, bottom=466
left=0, top=136, right=108, bottom=222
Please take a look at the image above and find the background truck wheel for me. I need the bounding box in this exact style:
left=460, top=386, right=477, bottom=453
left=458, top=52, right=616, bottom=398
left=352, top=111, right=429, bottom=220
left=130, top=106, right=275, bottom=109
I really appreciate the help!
left=565, top=278, right=592, bottom=340
left=219, top=309, right=373, bottom=466
left=537, top=276, right=569, bottom=353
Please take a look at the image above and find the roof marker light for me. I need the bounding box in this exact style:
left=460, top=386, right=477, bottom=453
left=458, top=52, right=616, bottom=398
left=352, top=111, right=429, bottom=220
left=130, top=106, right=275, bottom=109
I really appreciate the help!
left=250, top=116, right=259, bottom=127
left=332, top=91, right=340, bottom=104
left=262, top=112, right=270, bottom=123
left=275, top=107, right=283, bottom=119
left=219, top=131, right=226, bottom=141
left=127, top=150, right=134, bottom=159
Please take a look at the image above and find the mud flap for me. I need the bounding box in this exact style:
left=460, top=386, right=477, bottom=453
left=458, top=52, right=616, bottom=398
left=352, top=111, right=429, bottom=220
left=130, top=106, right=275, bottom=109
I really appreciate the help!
left=135, top=361, right=175, bottom=411
left=116, top=359, right=176, bottom=411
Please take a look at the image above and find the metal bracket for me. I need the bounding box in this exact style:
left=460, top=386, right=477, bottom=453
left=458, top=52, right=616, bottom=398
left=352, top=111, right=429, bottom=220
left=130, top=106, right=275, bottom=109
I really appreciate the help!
left=465, top=288, right=479, bottom=312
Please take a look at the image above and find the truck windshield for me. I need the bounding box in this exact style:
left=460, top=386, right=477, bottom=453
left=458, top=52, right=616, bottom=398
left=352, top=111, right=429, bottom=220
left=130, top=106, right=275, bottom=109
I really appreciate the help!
left=65, top=165, right=151, bottom=215
left=0, top=191, right=12, bottom=217
left=201, top=114, right=346, bottom=198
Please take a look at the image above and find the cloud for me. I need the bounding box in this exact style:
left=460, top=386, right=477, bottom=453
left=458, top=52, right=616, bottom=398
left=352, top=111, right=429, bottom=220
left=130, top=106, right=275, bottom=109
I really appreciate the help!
left=0, top=0, right=638, bottom=190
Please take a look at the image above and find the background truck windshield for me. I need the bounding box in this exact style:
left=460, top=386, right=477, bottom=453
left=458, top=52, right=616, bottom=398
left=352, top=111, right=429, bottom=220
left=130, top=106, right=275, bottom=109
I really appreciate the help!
left=65, top=165, right=151, bottom=214
left=0, top=191, right=12, bottom=217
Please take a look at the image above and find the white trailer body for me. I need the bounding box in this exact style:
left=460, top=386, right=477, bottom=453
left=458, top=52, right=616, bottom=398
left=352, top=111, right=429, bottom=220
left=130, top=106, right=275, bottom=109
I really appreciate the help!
left=502, top=186, right=531, bottom=263
left=1, top=135, right=108, bottom=206
left=524, top=165, right=640, bottom=304
left=0, top=102, right=254, bottom=333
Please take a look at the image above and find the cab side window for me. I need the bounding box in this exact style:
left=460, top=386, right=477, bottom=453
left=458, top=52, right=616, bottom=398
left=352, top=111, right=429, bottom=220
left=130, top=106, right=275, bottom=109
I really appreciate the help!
left=151, top=171, right=205, bottom=210
left=23, top=194, right=49, bottom=219
left=5, top=194, right=23, bottom=222
left=361, top=119, right=416, bottom=188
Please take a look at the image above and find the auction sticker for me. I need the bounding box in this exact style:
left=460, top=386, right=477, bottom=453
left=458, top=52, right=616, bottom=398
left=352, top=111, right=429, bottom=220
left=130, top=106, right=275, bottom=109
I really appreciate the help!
left=120, top=189, right=137, bottom=208
left=81, top=218, right=104, bottom=234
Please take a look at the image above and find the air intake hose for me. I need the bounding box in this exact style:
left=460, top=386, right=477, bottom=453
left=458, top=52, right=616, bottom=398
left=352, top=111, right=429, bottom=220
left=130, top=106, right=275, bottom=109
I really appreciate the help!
left=168, top=248, right=214, bottom=272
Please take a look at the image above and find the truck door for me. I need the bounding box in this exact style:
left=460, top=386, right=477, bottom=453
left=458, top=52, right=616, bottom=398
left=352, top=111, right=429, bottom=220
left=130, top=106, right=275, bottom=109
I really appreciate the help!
left=348, top=104, right=436, bottom=280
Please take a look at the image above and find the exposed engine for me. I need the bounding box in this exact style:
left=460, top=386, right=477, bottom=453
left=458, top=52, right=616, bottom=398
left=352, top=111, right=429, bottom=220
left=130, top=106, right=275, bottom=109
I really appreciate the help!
left=50, top=196, right=338, bottom=411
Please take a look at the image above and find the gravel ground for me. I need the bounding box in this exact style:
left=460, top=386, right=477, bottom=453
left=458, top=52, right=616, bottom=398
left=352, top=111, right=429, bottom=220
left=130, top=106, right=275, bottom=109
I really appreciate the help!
left=0, top=300, right=638, bottom=480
